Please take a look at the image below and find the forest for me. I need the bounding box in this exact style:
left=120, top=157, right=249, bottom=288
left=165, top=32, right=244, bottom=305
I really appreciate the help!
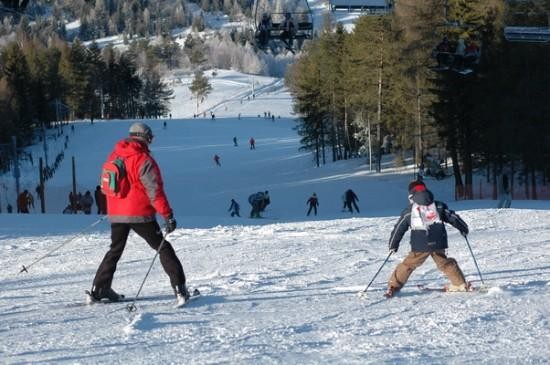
left=285, top=0, right=550, bottom=199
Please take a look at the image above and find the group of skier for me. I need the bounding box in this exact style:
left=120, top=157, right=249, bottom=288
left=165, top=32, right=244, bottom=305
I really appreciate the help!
left=85, top=122, right=473, bottom=308
left=63, top=188, right=106, bottom=215
left=227, top=189, right=359, bottom=218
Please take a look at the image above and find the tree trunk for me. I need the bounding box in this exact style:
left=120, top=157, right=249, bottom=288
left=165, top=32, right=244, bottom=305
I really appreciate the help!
left=531, top=168, right=537, bottom=200
left=450, top=147, right=463, bottom=200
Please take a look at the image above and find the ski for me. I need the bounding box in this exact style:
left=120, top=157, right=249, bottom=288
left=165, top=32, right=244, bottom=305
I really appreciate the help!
left=84, top=288, right=201, bottom=307
left=417, top=285, right=447, bottom=292
left=416, top=283, right=481, bottom=293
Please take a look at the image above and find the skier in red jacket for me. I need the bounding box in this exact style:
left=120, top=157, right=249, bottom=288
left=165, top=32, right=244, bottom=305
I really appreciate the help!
left=89, top=122, right=190, bottom=306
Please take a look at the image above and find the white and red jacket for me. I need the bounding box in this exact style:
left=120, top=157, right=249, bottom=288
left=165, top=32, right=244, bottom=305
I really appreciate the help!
left=106, top=138, right=172, bottom=223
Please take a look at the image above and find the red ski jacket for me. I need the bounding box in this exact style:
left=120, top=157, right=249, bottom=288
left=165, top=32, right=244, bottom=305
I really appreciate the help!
left=106, top=138, right=172, bottom=223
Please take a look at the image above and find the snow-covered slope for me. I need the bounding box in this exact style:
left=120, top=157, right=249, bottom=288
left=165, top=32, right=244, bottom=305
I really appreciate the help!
left=0, top=70, right=548, bottom=364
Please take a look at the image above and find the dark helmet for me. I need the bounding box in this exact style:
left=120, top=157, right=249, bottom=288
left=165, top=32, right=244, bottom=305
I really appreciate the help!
left=129, top=122, right=154, bottom=144
left=285, top=12, right=291, bottom=19
left=408, top=180, right=426, bottom=194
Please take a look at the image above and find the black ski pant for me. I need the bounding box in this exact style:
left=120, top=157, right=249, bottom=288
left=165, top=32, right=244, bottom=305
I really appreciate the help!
left=92, top=221, right=185, bottom=292
left=345, top=200, right=360, bottom=213
left=307, top=205, right=317, bottom=216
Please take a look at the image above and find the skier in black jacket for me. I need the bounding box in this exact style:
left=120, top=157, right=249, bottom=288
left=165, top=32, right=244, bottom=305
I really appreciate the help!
left=228, top=199, right=240, bottom=217
left=344, top=189, right=359, bottom=213
left=384, top=182, right=470, bottom=297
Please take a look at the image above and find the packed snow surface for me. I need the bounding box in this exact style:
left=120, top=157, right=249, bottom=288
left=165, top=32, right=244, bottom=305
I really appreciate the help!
left=1, top=70, right=549, bottom=364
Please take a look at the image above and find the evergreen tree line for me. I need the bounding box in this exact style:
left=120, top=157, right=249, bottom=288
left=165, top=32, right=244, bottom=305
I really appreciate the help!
left=286, top=0, right=550, bottom=198
left=0, top=0, right=193, bottom=40
left=0, top=35, right=174, bottom=150
left=0, top=0, right=252, bottom=41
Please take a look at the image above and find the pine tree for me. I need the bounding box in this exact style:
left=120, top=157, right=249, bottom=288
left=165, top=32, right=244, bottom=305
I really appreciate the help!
left=189, top=70, right=212, bottom=114
left=1, top=42, right=34, bottom=144
left=140, top=67, right=174, bottom=118
left=59, top=39, right=92, bottom=119
left=286, top=40, right=331, bottom=166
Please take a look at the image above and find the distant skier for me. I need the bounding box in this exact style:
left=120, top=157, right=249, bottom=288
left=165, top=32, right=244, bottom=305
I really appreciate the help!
left=249, top=137, right=256, bottom=150
left=497, top=174, right=512, bottom=208
left=344, top=189, right=359, bottom=213
left=94, top=185, right=107, bottom=215
left=384, top=182, right=470, bottom=298
left=417, top=163, right=425, bottom=181
left=233, top=136, right=238, bottom=147
left=214, top=154, right=221, bottom=166
left=80, top=191, right=94, bottom=215
left=228, top=199, right=240, bottom=217
left=306, top=193, right=319, bottom=216
left=248, top=191, right=269, bottom=218
left=17, top=190, right=32, bottom=213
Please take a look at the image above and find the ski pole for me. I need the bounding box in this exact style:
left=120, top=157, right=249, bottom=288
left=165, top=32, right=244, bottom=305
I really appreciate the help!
left=463, top=234, right=487, bottom=290
left=359, top=251, right=393, bottom=296
left=126, top=230, right=170, bottom=313
left=19, top=215, right=108, bottom=274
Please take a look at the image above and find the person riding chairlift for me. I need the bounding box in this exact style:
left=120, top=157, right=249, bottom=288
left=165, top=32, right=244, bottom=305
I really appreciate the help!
left=259, top=13, right=272, bottom=48
left=281, top=12, right=296, bottom=48
left=435, top=36, right=452, bottom=68
left=463, top=39, right=480, bottom=68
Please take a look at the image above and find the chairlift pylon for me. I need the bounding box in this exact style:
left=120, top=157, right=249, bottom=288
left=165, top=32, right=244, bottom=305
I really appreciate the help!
left=253, top=0, right=314, bottom=54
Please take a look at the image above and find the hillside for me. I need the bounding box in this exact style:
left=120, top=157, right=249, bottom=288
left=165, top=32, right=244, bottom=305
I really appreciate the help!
left=0, top=69, right=549, bottom=364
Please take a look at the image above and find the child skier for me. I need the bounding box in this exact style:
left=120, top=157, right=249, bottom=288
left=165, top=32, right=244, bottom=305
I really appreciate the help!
left=384, top=182, right=470, bottom=298
left=228, top=199, right=240, bottom=217
left=306, top=193, right=319, bottom=216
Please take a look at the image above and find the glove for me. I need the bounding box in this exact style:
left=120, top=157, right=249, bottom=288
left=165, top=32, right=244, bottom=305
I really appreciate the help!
left=461, top=230, right=468, bottom=237
left=165, top=214, right=177, bottom=234
left=389, top=246, right=398, bottom=254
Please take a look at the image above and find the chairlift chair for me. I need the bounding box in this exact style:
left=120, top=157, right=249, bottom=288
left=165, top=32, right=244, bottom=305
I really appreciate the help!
left=253, top=0, right=314, bottom=53
left=329, top=0, right=393, bottom=14
left=430, top=2, right=484, bottom=75
left=431, top=36, right=482, bottom=75
left=503, top=0, right=550, bottom=43
left=504, top=26, right=550, bottom=42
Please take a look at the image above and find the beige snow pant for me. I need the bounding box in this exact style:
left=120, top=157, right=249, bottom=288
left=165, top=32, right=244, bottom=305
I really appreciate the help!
left=388, top=250, right=466, bottom=290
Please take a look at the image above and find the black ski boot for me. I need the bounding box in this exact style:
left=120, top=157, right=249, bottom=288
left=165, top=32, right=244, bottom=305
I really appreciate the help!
left=87, top=287, right=125, bottom=304
left=174, top=284, right=190, bottom=307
